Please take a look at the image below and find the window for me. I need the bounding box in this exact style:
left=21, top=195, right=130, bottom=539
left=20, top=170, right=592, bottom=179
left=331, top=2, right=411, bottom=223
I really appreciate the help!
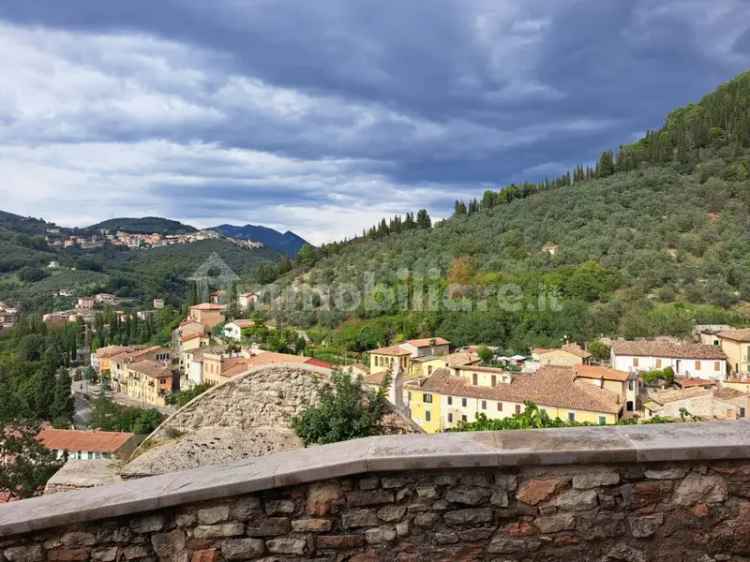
left=568, top=412, right=576, bottom=422
left=423, top=393, right=432, bottom=403
left=448, top=413, right=453, bottom=423
left=407, top=392, right=412, bottom=402
left=425, top=411, right=431, bottom=422
left=497, top=402, right=503, bottom=411
left=427, top=365, right=432, bottom=375
left=461, top=415, right=467, bottom=422
left=447, top=396, right=453, bottom=405
left=515, top=404, right=521, bottom=414
left=598, top=416, right=606, bottom=425
left=491, top=375, right=497, bottom=387
left=695, top=360, right=702, bottom=370
left=472, top=373, right=478, bottom=385
left=462, top=398, right=467, bottom=407
left=481, top=400, right=487, bottom=410
left=714, top=361, right=721, bottom=372
left=740, top=408, right=746, bottom=418
left=628, top=380, right=634, bottom=391
left=633, top=357, right=639, bottom=367
left=655, top=359, right=662, bottom=368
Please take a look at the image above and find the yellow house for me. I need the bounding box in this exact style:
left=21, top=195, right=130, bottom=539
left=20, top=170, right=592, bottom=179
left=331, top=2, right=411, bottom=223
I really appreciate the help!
left=126, top=360, right=175, bottom=407
left=368, top=337, right=451, bottom=378
left=717, top=329, right=750, bottom=376
left=110, top=346, right=171, bottom=393
left=572, top=364, right=639, bottom=414
left=404, top=365, right=622, bottom=433
left=532, top=343, right=592, bottom=367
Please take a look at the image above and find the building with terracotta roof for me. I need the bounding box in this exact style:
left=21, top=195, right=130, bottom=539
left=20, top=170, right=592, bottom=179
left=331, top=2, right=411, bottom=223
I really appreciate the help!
left=643, top=386, right=749, bottom=421
left=404, top=365, right=623, bottom=433
left=531, top=343, right=592, bottom=367
left=126, top=359, right=177, bottom=406
left=91, top=345, right=135, bottom=374
left=611, top=340, right=727, bottom=381
left=573, top=364, right=639, bottom=413
left=367, top=337, right=452, bottom=406
left=716, top=329, right=750, bottom=377
left=188, top=303, right=226, bottom=330
left=110, top=346, right=171, bottom=395
left=38, top=429, right=142, bottom=461
left=223, top=319, right=255, bottom=341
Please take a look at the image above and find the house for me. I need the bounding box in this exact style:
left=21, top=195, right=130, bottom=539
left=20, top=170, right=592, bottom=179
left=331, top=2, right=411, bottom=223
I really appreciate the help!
left=239, top=292, right=259, bottom=309
left=188, top=303, right=226, bottom=330
left=76, top=297, right=95, bottom=311
left=643, top=387, right=750, bottom=420
left=153, top=298, right=165, bottom=310
left=532, top=343, right=592, bottom=367
left=182, top=345, right=225, bottom=388
left=0, top=303, right=18, bottom=329
left=368, top=338, right=451, bottom=405
left=91, top=345, right=135, bottom=374
left=198, top=350, right=326, bottom=386
left=223, top=319, right=255, bottom=342
left=403, top=365, right=622, bottom=433
left=572, top=364, right=639, bottom=414
left=542, top=242, right=559, bottom=256
left=695, top=324, right=734, bottom=346
left=94, top=293, right=118, bottom=306
left=715, top=329, right=750, bottom=376
left=38, top=429, right=142, bottom=461
left=611, top=340, right=727, bottom=381
left=109, top=346, right=171, bottom=393
left=209, top=290, right=225, bottom=305
left=126, top=360, right=177, bottom=406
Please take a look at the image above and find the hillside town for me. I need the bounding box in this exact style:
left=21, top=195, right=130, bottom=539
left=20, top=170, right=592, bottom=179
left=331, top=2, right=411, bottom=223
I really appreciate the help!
left=47, top=228, right=263, bottom=251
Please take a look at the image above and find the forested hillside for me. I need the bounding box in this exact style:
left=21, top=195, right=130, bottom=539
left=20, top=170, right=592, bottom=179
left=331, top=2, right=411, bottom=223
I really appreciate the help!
left=84, top=217, right=196, bottom=235
left=267, top=70, right=750, bottom=351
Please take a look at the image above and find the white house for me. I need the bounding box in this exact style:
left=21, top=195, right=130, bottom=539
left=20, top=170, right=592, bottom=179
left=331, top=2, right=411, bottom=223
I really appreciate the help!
left=238, top=292, right=259, bottom=310
left=611, top=340, right=728, bottom=381
left=223, top=319, right=255, bottom=342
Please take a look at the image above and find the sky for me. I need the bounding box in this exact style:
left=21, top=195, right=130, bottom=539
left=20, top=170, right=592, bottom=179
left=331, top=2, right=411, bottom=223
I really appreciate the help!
left=0, top=1, right=748, bottom=245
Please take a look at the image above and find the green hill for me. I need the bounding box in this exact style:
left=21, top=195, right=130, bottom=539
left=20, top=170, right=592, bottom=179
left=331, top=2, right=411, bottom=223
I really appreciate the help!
left=269, top=70, right=750, bottom=350
left=85, top=216, right=197, bottom=235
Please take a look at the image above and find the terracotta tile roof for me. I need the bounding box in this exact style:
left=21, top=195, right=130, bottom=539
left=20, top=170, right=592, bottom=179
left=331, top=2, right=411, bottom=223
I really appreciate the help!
left=229, top=319, right=255, bottom=329
left=445, top=352, right=481, bottom=368
left=675, top=377, right=717, bottom=389
left=561, top=343, right=592, bottom=359
left=220, top=352, right=317, bottom=378
left=718, top=329, right=750, bottom=343
left=38, top=429, right=135, bottom=453
left=405, top=337, right=450, bottom=348
left=181, top=333, right=205, bottom=343
left=369, top=344, right=411, bottom=356
left=646, top=387, right=713, bottom=405
left=304, top=358, right=333, bottom=369
left=715, top=387, right=748, bottom=400
left=130, top=360, right=172, bottom=379
left=453, top=365, right=509, bottom=375
left=406, top=366, right=621, bottom=414
left=574, top=365, right=630, bottom=383
left=190, top=303, right=226, bottom=311
left=364, top=370, right=390, bottom=386
left=95, top=345, right=133, bottom=359
left=611, top=340, right=727, bottom=360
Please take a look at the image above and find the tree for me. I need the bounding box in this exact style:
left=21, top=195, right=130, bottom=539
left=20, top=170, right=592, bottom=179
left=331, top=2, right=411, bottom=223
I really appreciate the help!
left=50, top=369, right=74, bottom=425
left=297, top=244, right=318, bottom=268
left=476, top=345, right=494, bottom=365
left=292, top=371, right=390, bottom=445
left=587, top=341, right=611, bottom=362
left=0, top=421, right=62, bottom=499
left=416, top=209, right=432, bottom=229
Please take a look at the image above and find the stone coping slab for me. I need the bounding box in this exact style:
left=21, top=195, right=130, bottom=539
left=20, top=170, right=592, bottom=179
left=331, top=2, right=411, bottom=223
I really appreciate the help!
left=1, top=420, right=750, bottom=536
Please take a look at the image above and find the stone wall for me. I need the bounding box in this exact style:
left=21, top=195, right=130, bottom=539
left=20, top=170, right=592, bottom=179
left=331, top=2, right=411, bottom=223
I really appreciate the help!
left=3, top=461, right=750, bottom=561
left=4, top=422, right=750, bottom=561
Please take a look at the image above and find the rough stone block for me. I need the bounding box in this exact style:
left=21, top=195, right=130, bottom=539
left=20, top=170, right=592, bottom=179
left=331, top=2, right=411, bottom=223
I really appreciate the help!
left=245, top=517, right=291, bottom=537
left=151, top=530, right=186, bottom=558
left=193, top=523, right=245, bottom=539
left=365, top=526, right=397, bottom=544
left=490, top=490, right=509, bottom=507
left=265, top=499, right=296, bottom=516
left=61, top=533, right=96, bottom=547
left=443, top=508, right=494, bottom=526
left=415, top=486, right=439, bottom=499
left=91, top=548, right=118, bottom=562
left=487, top=536, right=541, bottom=554
left=198, top=505, right=230, bottom=525
left=266, top=538, right=308, bottom=556
left=536, top=513, right=576, bottom=534
left=645, top=468, right=687, bottom=480
left=123, top=545, right=148, bottom=560
left=358, top=477, right=379, bottom=490
left=292, top=518, right=333, bottom=533
left=231, top=496, right=262, bottom=520
left=348, top=490, right=394, bottom=507
left=516, top=478, right=560, bottom=506
left=4, top=546, right=44, bottom=562
left=130, top=514, right=165, bottom=534
left=377, top=505, right=407, bottom=522
left=343, top=509, right=379, bottom=529
left=191, top=550, right=219, bottom=562
left=674, top=474, right=728, bottom=506
left=221, top=538, right=265, bottom=560
left=629, top=513, right=664, bottom=538
left=316, top=535, right=366, bottom=550
left=572, top=471, right=620, bottom=490
left=381, top=476, right=412, bottom=489
left=47, top=549, right=90, bottom=561
left=445, top=486, right=491, bottom=506
left=554, top=489, right=598, bottom=511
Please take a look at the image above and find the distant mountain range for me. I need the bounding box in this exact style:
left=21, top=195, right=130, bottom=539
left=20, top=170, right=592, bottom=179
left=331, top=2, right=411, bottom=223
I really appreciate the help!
left=211, top=224, right=309, bottom=256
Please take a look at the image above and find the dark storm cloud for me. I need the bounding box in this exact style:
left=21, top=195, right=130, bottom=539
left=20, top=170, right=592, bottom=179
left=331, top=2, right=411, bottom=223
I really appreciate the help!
left=0, top=1, right=748, bottom=242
